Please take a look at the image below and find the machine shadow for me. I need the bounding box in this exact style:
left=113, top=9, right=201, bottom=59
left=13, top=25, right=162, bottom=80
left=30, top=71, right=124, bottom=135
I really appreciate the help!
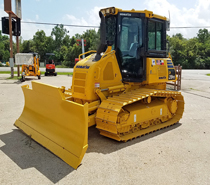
left=0, top=129, right=74, bottom=183
left=0, top=123, right=181, bottom=183
left=12, top=78, right=40, bottom=84
left=87, top=123, right=182, bottom=154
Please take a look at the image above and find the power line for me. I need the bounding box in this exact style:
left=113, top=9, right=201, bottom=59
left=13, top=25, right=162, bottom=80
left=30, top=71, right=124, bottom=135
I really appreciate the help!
left=1, top=19, right=210, bottom=29
left=23, top=21, right=99, bottom=28
left=0, top=19, right=99, bottom=28
left=171, top=26, right=210, bottom=29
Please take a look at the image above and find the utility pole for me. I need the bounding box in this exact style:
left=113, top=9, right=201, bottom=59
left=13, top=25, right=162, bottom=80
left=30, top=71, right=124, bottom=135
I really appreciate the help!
left=16, top=29, right=20, bottom=77
left=81, top=38, right=85, bottom=59
left=9, top=13, right=14, bottom=78
left=76, top=39, right=86, bottom=59
left=4, top=0, right=21, bottom=78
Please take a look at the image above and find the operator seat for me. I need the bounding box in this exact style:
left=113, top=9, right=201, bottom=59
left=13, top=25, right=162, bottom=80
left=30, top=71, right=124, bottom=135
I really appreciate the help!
left=129, top=43, right=138, bottom=58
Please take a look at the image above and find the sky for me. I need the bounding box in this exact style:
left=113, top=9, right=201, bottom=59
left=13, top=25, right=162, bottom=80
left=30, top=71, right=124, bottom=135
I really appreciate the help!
left=0, top=0, right=210, bottom=41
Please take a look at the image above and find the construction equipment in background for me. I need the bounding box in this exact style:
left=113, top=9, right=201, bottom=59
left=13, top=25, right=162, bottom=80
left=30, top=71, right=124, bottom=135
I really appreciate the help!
left=75, top=58, right=80, bottom=65
left=6, top=61, right=10, bottom=66
left=15, top=53, right=41, bottom=81
left=167, top=64, right=182, bottom=90
left=45, top=53, right=57, bottom=76
left=15, top=7, right=184, bottom=169
left=0, top=61, right=9, bottom=66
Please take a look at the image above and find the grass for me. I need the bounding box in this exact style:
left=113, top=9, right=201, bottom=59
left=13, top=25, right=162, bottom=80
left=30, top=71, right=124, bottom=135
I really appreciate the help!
left=0, top=71, right=18, bottom=74
left=0, top=71, right=73, bottom=76
left=207, top=74, right=210, bottom=76
left=56, top=72, right=73, bottom=75
left=7, top=76, right=22, bottom=80
left=40, top=71, right=73, bottom=75
left=55, top=65, right=69, bottom=68
left=189, top=88, right=201, bottom=91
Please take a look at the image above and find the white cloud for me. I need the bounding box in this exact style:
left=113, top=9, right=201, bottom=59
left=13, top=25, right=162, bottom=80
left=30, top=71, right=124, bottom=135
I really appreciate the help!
left=86, top=6, right=101, bottom=26
left=0, top=6, right=52, bottom=40
left=2, top=6, right=102, bottom=40
left=62, top=6, right=101, bottom=38
left=196, top=0, right=210, bottom=20
left=21, top=18, right=53, bottom=40
left=144, top=0, right=210, bottom=38
left=2, top=2, right=209, bottom=41
left=0, top=6, right=7, bottom=18
left=0, top=7, right=8, bottom=33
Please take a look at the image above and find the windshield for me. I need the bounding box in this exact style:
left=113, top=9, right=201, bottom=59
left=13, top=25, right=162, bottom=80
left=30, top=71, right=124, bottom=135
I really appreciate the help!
left=118, top=16, right=143, bottom=81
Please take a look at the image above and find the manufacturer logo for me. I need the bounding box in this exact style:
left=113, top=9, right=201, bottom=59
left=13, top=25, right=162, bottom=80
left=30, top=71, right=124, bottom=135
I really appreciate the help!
left=159, top=76, right=166, bottom=79
left=120, top=13, right=132, bottom=16
left=76, top=65, right=90, bottom=69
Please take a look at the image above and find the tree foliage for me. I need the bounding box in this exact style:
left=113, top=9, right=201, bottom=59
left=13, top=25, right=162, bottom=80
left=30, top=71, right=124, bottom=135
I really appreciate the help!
left=0, top=31, right=10, bottom=61
left=168, top=29, right=210, bottom=69
left=1, top=26, right=210, bottom=69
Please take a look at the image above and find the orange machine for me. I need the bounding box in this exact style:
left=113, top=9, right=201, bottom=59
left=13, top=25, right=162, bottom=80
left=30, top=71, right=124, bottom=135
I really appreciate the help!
left=15, top=53, right=41, bottom=81
left=45, top=53, right=57, bottom=76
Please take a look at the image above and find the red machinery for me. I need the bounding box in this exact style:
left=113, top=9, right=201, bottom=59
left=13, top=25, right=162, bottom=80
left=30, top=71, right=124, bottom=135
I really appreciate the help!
left=45, top=53, right=57, bottom=76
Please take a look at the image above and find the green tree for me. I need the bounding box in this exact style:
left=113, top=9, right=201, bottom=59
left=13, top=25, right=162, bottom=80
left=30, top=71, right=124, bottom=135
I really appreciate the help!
left=0, top=31, right=10, bottom=61
left=184, top=38, right=198, bottom=68
left=45, top=36, right=54, bottom=54
left=20, top=40, right=34, bottom=53
left=63, top=44, right=81, bottom=67
left=197, top=29, right=210, bottom=43
left=196, top=29, right=210, bottom=68
left=32, top=30, right=47, bottom=59
left=51, top=24, right=69, bottom=62
left=168, top=33, right=187, bottom=67
left=81, top=29, right=100, bottom=51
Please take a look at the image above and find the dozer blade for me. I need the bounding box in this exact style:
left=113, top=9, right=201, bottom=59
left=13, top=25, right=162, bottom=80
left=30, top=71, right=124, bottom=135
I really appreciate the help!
left=14, top=81, right=88, bottom=169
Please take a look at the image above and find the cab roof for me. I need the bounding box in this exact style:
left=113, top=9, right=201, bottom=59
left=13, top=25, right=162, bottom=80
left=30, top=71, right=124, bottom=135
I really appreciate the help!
left=100, top=7, right=168, bottom=21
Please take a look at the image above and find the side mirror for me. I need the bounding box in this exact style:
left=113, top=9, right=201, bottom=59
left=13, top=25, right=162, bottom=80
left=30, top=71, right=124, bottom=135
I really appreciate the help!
left=166, top=20, right=170, bottom=31
left=166, top=41, right=170, bottom=53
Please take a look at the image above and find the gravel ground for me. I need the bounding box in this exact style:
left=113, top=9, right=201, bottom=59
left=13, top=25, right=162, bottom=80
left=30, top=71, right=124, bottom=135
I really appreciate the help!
left=0, top=70, right=210, bottom=185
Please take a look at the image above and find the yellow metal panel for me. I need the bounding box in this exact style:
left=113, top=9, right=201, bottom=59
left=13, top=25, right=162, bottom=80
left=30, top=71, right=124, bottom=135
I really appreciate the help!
left=14, top=81, right=88, bottom=169
left=72, top=50, right=123, bottom=101
left=102, top=8, right=167, bottom=21
left=146, top=57, right=177, bottom=84
left=96, top=108, right=119, bottom=123
left=96, top=120, right=118, bottom=134
left=88, top=114, right=96, bottom=127
left=124, top=100, right=168, bottom=124
left=103, top=62, right=114, bottom=80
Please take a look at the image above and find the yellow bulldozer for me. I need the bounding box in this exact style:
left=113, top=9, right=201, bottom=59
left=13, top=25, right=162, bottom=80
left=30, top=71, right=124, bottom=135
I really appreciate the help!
left=15, top=7, right=184, bottom=169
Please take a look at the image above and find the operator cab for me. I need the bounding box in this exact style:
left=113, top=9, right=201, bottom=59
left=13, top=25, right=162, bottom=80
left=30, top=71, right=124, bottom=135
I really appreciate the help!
left=101, top=8, right=168, bottom=83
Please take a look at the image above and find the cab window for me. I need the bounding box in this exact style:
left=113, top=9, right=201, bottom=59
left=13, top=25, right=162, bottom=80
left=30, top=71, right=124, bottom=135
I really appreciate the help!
left=148, top=21, right=163, bottom=50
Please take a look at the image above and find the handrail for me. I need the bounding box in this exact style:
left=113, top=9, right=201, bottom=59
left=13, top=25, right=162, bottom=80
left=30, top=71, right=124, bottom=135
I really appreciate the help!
left=101, top=50, right=115, bottom=59
left=79, top=50, right=97, bottom=61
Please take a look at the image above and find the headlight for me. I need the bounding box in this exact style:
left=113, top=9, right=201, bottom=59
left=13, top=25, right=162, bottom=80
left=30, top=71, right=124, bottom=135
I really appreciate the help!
left=101, top=7, right=116, bottom=15
left=106, top=9, right=110, bottom=14
left=111, top=7, right=115, bottom=14
left=101, top=10, right=105, bottom=15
